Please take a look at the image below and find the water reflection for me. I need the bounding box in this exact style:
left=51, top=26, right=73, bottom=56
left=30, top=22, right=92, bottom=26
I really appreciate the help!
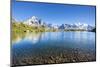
left=12, top=32, right=42, bottom=44
left=12, top=32, right=95, bottom=66
left=12, top=32, right=95, bottom=50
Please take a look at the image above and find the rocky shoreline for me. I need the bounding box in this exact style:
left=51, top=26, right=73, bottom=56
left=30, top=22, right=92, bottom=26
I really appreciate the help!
left=12, top=48, right=96, bottom=66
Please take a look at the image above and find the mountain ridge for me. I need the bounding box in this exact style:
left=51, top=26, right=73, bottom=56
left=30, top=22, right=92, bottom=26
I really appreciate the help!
left=23, top=16, right=95, bottom=31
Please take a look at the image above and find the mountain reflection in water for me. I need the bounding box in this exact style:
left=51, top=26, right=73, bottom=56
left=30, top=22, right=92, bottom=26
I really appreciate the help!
left=12, top=32, right=42, bottom=44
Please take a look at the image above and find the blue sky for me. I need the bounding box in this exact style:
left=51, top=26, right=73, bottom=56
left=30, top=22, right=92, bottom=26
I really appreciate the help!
left=12, top=0, right=96, bottom=26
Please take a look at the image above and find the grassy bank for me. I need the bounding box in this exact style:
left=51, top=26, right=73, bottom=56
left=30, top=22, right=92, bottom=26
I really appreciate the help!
left=12, top=22, right=60, bottom=33
left=12, top=22, right=46, bottom=33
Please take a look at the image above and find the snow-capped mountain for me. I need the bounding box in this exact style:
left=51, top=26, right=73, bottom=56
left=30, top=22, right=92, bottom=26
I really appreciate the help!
left=23, top=16, right=94, bottom=31
left=59, top=23, right=94, bottom=31
left=24, top=16, right=45, bottom=27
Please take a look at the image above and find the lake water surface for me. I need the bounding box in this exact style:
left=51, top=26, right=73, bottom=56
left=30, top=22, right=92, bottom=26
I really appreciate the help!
left=12, top=32, right=96, bottom=66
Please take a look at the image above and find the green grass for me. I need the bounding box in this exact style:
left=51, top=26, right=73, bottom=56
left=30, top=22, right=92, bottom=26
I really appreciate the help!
left=12, top=22, right=46, bottom=33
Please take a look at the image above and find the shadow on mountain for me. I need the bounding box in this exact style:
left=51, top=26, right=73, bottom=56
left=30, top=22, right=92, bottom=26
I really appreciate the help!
left=90, top=28, right=96, bottom=32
